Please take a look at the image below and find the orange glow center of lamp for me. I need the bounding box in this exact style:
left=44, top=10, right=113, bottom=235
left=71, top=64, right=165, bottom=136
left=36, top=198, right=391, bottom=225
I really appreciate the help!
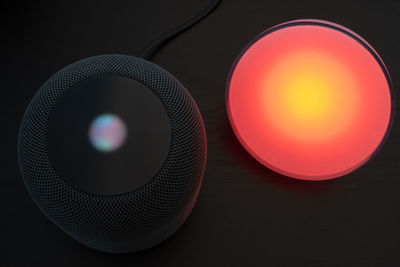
left=226, top=20, right=393, bottom=180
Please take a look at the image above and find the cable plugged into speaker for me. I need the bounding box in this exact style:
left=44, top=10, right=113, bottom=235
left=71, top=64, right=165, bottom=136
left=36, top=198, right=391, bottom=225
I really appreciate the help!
left=18, top=0, right=220, bottom=253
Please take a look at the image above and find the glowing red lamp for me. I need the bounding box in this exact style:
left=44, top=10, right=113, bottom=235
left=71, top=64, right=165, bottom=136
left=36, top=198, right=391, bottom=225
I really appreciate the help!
left=226, top=19, right=394, bottom=180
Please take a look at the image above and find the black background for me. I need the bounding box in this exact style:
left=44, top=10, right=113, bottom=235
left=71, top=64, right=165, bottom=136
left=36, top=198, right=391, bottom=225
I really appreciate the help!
left=1, top=0, right=399, bottom=266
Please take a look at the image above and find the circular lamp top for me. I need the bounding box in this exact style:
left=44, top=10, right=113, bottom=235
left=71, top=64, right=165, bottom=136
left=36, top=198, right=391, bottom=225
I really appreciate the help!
left=226, top=19, right=394, bottom=180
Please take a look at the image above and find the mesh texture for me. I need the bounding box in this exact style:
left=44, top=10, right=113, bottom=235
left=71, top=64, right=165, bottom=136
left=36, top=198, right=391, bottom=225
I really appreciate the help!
left=18, top=54, right=207, bottom=252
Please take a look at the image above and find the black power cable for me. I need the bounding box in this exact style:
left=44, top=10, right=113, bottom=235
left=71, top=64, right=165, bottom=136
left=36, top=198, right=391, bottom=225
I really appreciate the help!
left=138, top=0, right=221, bottom=60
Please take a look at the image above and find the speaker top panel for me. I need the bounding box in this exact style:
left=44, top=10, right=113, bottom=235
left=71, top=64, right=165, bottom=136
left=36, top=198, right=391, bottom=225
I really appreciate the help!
left=46, top=76, right=171, bottom=196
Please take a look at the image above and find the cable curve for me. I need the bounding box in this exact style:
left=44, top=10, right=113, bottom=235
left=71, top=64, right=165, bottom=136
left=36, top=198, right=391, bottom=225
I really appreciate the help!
left=138, top=0, right=221, bottom=60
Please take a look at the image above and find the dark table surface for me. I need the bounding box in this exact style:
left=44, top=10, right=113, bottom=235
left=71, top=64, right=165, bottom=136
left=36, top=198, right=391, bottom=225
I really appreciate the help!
left=1, top=0, right=400, bottom=266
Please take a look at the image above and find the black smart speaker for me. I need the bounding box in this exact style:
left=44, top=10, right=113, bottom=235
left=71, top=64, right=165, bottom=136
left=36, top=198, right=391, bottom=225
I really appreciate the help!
left=18, top=54, right=207, bottom=253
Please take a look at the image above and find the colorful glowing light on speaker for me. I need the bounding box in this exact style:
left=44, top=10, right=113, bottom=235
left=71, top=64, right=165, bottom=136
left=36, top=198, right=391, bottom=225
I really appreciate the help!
left=226, top=20, right=393, bottom=180
left=89, top=114, right=127, bottom=152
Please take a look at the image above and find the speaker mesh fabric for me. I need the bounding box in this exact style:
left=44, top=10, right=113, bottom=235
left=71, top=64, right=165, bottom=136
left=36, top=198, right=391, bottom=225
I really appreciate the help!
left=18, top=54, right=207, bottom=253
